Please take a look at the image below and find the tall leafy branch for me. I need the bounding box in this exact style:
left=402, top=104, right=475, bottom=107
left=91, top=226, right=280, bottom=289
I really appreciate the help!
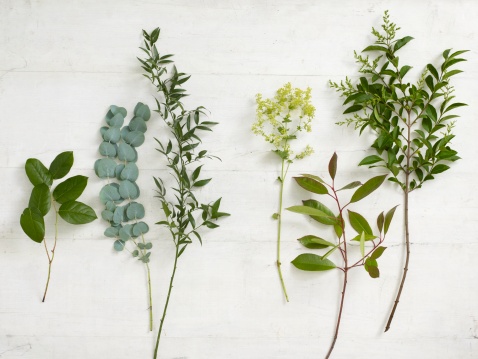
left=252, top=83, right=315, bottom=302
left=139, top=28, right=230, bottom=358
left=329, top=10, right=467, bottom=331
left=20, top=152, right=97, bottom=301
left=287, top=153, right=396, bottom=358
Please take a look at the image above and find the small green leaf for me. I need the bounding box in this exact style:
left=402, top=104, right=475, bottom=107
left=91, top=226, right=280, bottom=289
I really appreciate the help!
left=371, top=246, right=387, bottom=260
left=359, top=155, right=383, bottom=166
left=193, top=178, right=211, bottom=187
left=377, top=212, right=384, bottom=233
left=302, top=199, right=337, bottom=225
left=431, top=164, right=450, bottom=174
left=337, top=181, right=362, bottom=191
left=49, top=151, right=74, bottom=180
left=293, top=176, right=328, bottom=195
left=328, top=152, right=337, bottom=180
left=25, top=158, right=52, bottom=186
left=348, top=210, right=373, bottom=235
left=350, top=175, right=387, bottom=203
left=52, top=175, right=88, bottom=204
left=297, top=235, right=335, bottom=249
left=272, top=213, right=279, bottom=220
left=350, top=233, right=377, bottom=241
left=59, top=201, right=97, bottom=224
left=161, top=201, right=171, bottom=217
left=114, top=240, right=125, bottom=251
left=291, top=253, right=336, bottom=271
left=286, top=206, right=332, bottom=220
left=343, top=105, right=362, bottom=114
left=384, top=205, right=398, bottom=234
left=394, top=36, right=414, bottom=52
left=360, top=232, right=365, bottom=258
left=362, top=45, right=389, bottom=52
left=365, top=258, right=380, bottom=278
left=20, top=207, right=45, bottom=243
left=29, top=184, right=51, bottom=216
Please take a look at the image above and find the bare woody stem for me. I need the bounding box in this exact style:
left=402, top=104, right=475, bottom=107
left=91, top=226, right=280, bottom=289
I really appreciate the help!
left=42, top=200, right=58, bottom=302
left=145, top=263, right=153, bottom=332
left=385, top=112, right=412, bottom=332
left=276, top=158, right=290, bottom=302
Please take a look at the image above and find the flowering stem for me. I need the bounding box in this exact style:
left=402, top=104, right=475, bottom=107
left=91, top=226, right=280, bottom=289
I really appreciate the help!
left=276, top=158, right=290, bottom=302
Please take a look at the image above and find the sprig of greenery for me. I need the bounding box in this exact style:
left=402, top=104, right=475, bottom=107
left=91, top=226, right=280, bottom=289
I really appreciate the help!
left=20, top=152, right=97, bottom=301
left=253, top=83, right=315, bottom=302
left=287, top=153, right=396, bottom=359
left=329, top=10, right=467, bottom=331
left=139, top=27, right=230, bottom=358
left=94, top=103, right=154, bottom=331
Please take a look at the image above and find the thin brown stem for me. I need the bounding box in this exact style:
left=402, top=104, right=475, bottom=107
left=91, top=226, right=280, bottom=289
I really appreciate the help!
left=385, top=112, right=412, bottom=332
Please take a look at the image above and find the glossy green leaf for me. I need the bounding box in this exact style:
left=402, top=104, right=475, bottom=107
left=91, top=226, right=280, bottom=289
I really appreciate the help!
left=291, top=253, right=336, bottom=271
left=348, top=210, right=373, bottom=235
left=359, top=155, right=383, bottom=166
left=293, top=176, right=328, bottom=194
left=431, top=164, right=450, bottom=174
left=394, top=36, right=413, bottom=52
left=302, top=199, right=337, bottom=225
left=286, top=205, right=332, bottom=220
left=328, top=152, right=337, bottom=180
left=343, top=105, right=362, bottom=114
left=193, top=178, right=211, bottom=187
left=384, top=205, right=398, bottom=234
left=371, top=246, right=387, bottom=260
left=52, top=175, right=88, bottom=204
left=362, top=45, right=388, bottom=52
left=119, top=180, right=140, bottom=199
left=49, top=151, right=74, bottom=180
left=59, top=201, right=97, bottom=224
left=337, top=181, right=362, bottom=191
left=20, top=207, right=45, bottom=243
left=29, top=184, right=51, bottom=216
left=297, top=235, right=335, bottom=249
left=25, top=158, right=52, bottom=186
left=350, top=175, right=387, bottom=203
left=377, top=211, right=384, bottom=233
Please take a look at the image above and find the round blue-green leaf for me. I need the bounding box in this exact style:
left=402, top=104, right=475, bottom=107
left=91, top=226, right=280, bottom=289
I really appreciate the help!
left=291, top=253, right=336, bottom=271
left=103, top=128, right=121, bottom=143
left=104, top=226, right=119, bottom=238
left=25, top=158, right=53, bottom=186
left=58, top=201, right=97, bottom=224
left=114, top=239, right=125, bottom=251
left=100, top=126, right=109, bottom=137
left=129, top=117, right=147, bottom=133
left=107, top=105, right=127, bottom=118
left=120, top=163, right=139, bottom=181
left=52, top=175, right=88, bottom=204
left=134, top=102, right=151, bottom=121
left=20, top=207, right=45, bottom=243
left=124, top=131, right=145, bottom=147
left=29, top=184, right=51, bottom=216
left=49, top=151, right=74, bottom=180
left=133, top=221, right=149, bottom=236
left=101, top=210, right=114, bottom=222
left=119, top=224, right=133, bottom=241
left=95, top=158, right=117, bottom=179
left=99, top=142, right=117, bottom=158
left=106, top=113, right=124, bottom=128
left=117, top=143, right=136, bottom=162
left=121, top=127, right=131, bottom=140
left=105, top=201, right=116, bottom=212
left=119, top=180, right=140, bottom=199
left=112, top=206, right=125, bottom=225
left=99, top=184, right=121, bottom=204
left=126, top=202, right=145, bottom=220
left=114, top=164, right=125, bottom=180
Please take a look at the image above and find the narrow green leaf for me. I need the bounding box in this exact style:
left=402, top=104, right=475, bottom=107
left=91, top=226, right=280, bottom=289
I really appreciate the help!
left=297, top=235, right=335, bottom=249
left=25, top=158, right=52, bottom=186
left=337, top=181, right=362, bottom=191
left=431, top=164, right=450, bottom=174
left=293, top=176, right=328, bottom=195
left=351, top=233, right=377, bottom=241
left=377, top=212, right=384, bottom=233
left=291, top=253, right=336, bottom=271
left=359, top=155, right=384, bottom=166
left=348, top=210, right=373, bottom=235
left=343, top=105, right=363, bottom=114
left=426, top=64, right=439, bottom=80
left=384, top=205, right=398, bottom=234
left=371, top=246, right=387, bottom=260
left=444, top=103, right=467, bottom=113
left=29, top=184, right=51, bottom=216
left=362, top=45, right=389, bottom=52
left=58, top=201, right=97, bottom=224
left=328, top=152, right=337, bottom=180
left=20, top=207, right=45, bottom=243
left=193, top=178, right=211, bottom=187
left=52, top=175, right=88, bottom=204
left=360, top=232, right=365, bottom=258
left=286, top=205, right=332, bottom=220
left=394, top=36, right=414, bottom=52
left=49, top=151, right=74, bottom=180
left=302, top=199, right=337, bottom=225
left=350, top=175, right=387, bottom=203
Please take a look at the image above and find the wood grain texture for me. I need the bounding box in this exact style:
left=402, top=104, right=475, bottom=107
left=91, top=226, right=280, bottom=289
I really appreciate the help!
left=1, top=0, right=477, bottom=358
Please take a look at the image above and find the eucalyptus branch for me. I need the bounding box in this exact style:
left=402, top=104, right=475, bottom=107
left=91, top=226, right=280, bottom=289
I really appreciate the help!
left=329, top=10, right=467, bottom=331
left=286, top=153, right=396, bottom=358
left=139, top=27, right=230, bottom=358
left=20, top=152, right=97, bottom=301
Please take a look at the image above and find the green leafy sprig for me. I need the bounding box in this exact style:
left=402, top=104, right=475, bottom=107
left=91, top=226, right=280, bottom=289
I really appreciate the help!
left=94, top=103, right=154, bottom=331
left=252, top=83, right=315, bottom=302
left=329, top=10, right=467, bottom=331
left=139, top=27, right=230, bottom=358
left=287, top=153, right=396, bottom=359
left=20, top=152, right=97, bottom=302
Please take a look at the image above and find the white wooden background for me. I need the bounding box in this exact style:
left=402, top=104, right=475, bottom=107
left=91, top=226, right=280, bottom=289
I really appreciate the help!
left=1, top=1, right=477, bottom=358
